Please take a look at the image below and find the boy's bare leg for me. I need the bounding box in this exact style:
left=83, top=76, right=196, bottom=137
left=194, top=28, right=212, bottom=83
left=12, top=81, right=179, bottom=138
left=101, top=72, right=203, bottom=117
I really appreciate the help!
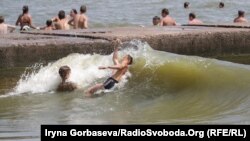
left=86, top=83, right=104, bottom=97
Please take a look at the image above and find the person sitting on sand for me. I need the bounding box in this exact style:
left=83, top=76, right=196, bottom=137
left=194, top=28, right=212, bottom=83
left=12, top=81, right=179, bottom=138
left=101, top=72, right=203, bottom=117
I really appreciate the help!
left=184, top=2, right=190, bottom=9
left=152, top=16, right=161, bottom=26
left=78, top=5, right=88, bottom=29
left=219, top=2, right=225, bottom=8
left=15, top=5, right=37, bottom=31
left=57, top=66, right=77, bottom=92
left=0, top=16, right=16, bottom=34
left=160, top=8, right=176, bottom=26
left=53, top=10, right=70, bottom=30
left=188, top=13, right=203, bottom=25
left=68, top=9, right=80, bottom=29
left=86, top=39, right=133, bottom=97
left=234, top=10, right=248, bottom=23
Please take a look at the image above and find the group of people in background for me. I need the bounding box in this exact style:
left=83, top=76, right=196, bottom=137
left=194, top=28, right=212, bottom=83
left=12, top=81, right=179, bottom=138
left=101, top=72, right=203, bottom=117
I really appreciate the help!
left=152, top=2, right=248, bottom=26
left=0, top=4, right=88, bottom=34
left=0, top=2, right=249, bottom=34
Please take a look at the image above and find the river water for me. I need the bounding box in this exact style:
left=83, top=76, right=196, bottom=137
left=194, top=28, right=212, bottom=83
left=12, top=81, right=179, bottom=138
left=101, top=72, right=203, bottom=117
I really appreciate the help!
left=1, top=41, right=250, bottom=140
left=1, top=0, right=250, bottom=140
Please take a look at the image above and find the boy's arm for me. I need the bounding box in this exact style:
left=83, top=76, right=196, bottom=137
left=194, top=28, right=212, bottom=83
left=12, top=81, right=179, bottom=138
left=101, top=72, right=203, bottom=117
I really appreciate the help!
left=99, top=64, right=125, bottom=70
left=112, top=38, right=122, bottom=65
left=68, top=19, right=74, bottom=26
left=113, top=47, right=119, bottom=65
left=16, top=15, right=21, bottom=26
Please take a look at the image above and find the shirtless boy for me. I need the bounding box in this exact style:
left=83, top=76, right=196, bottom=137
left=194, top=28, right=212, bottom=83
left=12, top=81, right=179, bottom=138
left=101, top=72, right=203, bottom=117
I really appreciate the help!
left=78, top=5, right=88, bottom=29
left=234, top=10, right=248, bottom=23
left=0, top=16, right=16, bottom=34
left=68, top=9, right=80, bottom=29
left=188, top=13, right=203, bottom=25
left=53, top=10, right=70, bottom=30
left=86, top=39, right=133, bottom=96
left=57, top=66, right=77, bottom=92
left=15, top=5, right=36, bottom=30
left=160, top=8, right=176, bottom=26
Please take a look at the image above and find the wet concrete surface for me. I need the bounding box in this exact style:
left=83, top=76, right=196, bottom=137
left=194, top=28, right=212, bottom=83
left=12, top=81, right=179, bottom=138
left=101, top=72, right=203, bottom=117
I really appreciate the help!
left=1, top=25, right=250, bottom=67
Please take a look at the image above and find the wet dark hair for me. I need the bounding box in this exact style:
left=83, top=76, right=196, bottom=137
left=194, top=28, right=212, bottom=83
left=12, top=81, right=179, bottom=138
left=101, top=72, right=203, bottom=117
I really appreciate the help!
left=46, top=19, right=52, bottom=26
left=161, top=8, right=169, bottom=15
left=153, top=16, right=161, bottom=21
left=189, top=13, right=196, bottom=19
left=80, top=5, right=87, bottom=13
left=219, top=2, right=224, bottom=8
left=184, top=2, right=190, bottom=8
left=238, top=10, right=245, bottom=17
left=22, top=5, right=29, bottom=14
left=58, top=10, right=65, bottom=20
left=127, top=55, right=133, bottom=65
left=162, top=8, right=169, bottom=15
left=72, top=9, right=77, bottom=14
left=59, top=66, right=71, bottom=79
left=0, top=16, right=4, bottom=24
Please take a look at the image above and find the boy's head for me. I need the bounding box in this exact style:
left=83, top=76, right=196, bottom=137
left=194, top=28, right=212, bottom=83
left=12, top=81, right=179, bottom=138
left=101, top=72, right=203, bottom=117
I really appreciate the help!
left=58, top=10, right=66, bottom=20
left=123, top=55, right=133, bottom=65
left=238, top=10, right=245, bottom=17
left=22, top=5, right=29, bottom=14
left=46, top=19, right=52, bottom=27
left=161, top=8, right=169, bottom=17
left=0, top=16, right=4, bottom=24
left=152, top=16, right=161, bottom=25
left=219, top=2, right=224, bottom=8
left=70, top=9, right=77, bottom=17
left=80, top=5, right=87, bottom=13
left=189, top=13, right=196, bottom=20
left=184, top=2, right=190, bottom=9
left=59, top=66, right=71, bottom=81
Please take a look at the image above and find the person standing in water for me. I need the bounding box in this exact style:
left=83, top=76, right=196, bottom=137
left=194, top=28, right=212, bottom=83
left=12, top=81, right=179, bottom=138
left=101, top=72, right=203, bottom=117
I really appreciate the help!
left=160, top=8, right=176, bottom=26
left=15, top=5, right=37, bottom=31
left=57, top=66, right=77, bottom=92
left=86, top=39, right=133, bottom=97
left=234, top=10, right=248, bottom=23
left=0, top=16, right=16, bottom=34
left=78, top=5, right=88, bottom=29
left=53, top=10, right=70, bottom=30
left=68, top=9, right=80, bottom=29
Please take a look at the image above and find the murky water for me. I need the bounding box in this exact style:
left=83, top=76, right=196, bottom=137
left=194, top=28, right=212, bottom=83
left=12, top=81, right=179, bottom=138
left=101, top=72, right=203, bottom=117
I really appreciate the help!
left=1, top=0, right=250, bottom=140
left=1, top=41, right=250, bottom=140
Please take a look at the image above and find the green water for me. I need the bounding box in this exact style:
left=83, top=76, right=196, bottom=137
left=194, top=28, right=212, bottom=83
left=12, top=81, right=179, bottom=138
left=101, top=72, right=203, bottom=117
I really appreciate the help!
left=0, top=41, right=250, bottom=140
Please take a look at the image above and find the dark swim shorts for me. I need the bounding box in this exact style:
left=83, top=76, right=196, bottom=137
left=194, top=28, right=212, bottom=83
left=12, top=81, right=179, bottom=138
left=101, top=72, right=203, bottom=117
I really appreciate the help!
left=103, top=77, right=118, bottom=89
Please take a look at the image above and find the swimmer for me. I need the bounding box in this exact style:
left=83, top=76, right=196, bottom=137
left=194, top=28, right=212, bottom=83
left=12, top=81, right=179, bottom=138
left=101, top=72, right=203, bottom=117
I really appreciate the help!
left=184, top=2, right=190, bottom=9
left=152, top=16, right=161, bottom=26
left=57, top=66, right=77, bottom=92
left=15, top=5, right=37, bottom=31
left=53, top=10, right=70, bottom=30
left=234, top=10, right=248, bottom=23
left=0, top=16, right=16, bottom=34
left=219, top=2, right=225, bottom=8
left=68, top=9, right=80, bottom=29
left=86, top=39, right=133, bottom=97
left=78, top=5, right=88, bottom=29
left=188, top=13, right=203, bottom=25
left=160, top=8, right=176, bottom=26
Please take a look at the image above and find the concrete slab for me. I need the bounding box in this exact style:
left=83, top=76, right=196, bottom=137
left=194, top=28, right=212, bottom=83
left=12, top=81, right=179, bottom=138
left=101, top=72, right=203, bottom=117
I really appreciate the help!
left=1, top=26, right=250, bottom=67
